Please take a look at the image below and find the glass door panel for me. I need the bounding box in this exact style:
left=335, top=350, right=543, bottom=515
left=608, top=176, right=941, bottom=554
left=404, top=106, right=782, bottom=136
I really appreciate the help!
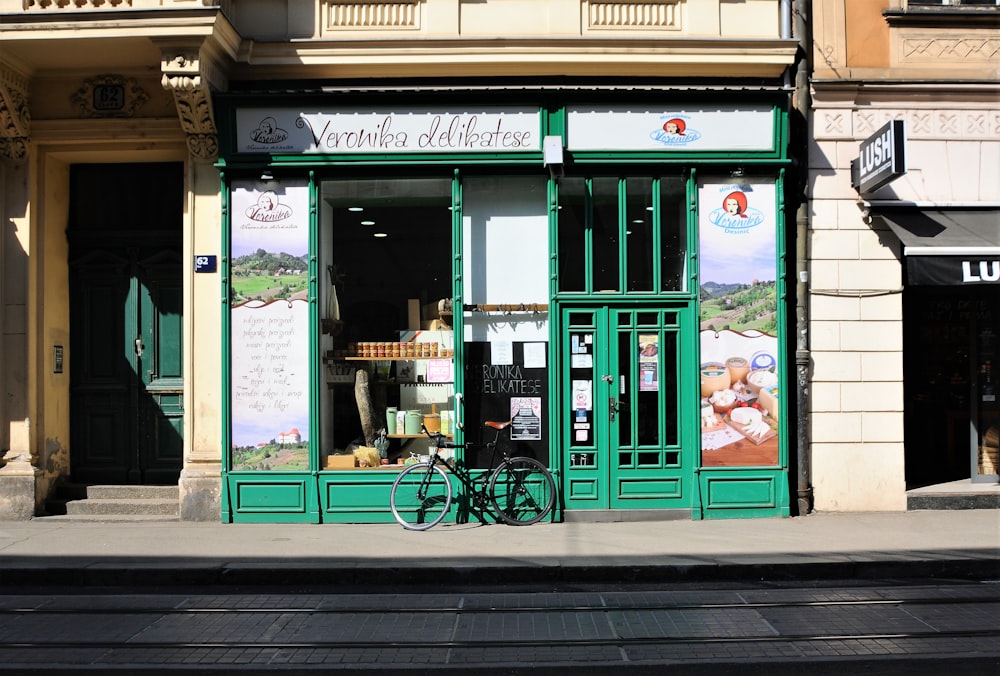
left=562, top=306, right=691, bottom=511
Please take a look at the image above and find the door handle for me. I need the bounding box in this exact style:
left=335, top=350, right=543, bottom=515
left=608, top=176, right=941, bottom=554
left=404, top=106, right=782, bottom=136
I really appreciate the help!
left=601, top=374, right=614, bottom=383
left=134, top=338, right=144, bottom=358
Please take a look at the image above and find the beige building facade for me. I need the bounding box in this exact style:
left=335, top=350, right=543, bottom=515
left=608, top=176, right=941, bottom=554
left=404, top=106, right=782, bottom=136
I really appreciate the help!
left=809, top=0, right=999, bottom=511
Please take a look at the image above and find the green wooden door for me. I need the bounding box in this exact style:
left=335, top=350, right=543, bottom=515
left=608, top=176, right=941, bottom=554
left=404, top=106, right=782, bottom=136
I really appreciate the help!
left=561, top=305, right=694, bottom=512
left=69, top=248, right=183, bottom=484
left=68, top=163, right=183, bottom=485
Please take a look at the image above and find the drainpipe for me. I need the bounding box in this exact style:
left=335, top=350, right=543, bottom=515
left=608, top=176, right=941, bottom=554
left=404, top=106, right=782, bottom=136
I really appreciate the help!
left=792, top=0, right=814, bottom=515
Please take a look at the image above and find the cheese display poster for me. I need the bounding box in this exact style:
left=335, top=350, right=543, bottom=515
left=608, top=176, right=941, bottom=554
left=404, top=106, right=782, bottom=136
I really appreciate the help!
left=698, top=181, right=780, bottom=467
left=229, top=180, right=311, bottom=471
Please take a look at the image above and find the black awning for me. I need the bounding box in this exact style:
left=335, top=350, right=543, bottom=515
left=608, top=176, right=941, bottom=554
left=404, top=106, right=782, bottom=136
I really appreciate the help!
left=874, top=209, right=1000, bottom=286
left=875, top=209, right=1000, bottom=256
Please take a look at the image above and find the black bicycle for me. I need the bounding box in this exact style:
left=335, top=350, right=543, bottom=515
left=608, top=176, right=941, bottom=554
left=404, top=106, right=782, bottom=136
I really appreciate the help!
left=389, top=420, right=556, bottom=531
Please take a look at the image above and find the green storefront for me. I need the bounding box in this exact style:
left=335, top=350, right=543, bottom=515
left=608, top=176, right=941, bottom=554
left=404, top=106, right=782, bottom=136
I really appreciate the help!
left=217, top=91, right=792, bottom=523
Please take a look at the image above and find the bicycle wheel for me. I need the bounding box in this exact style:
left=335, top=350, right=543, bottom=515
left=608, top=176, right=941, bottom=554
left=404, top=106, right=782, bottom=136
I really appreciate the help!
left=488, top=457, right=555, bottom=526
left=390, top=462, right=452, bottom=530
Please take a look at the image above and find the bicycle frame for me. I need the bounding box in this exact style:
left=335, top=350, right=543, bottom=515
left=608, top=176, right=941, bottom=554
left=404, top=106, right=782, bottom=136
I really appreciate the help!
left=421, top=424, right=509, bottom=523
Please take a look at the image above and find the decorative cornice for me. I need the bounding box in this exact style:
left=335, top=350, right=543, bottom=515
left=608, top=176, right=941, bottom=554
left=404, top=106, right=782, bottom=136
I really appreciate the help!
left=0, top=62, right=30, bottom=161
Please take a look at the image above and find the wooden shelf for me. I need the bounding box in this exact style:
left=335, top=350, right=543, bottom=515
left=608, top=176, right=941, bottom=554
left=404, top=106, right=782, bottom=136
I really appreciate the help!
left=343, top=356, right=451, bottom=361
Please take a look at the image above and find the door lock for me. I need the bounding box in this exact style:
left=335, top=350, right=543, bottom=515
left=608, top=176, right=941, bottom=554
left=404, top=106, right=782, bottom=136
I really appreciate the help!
left=609, top=396, right=620, bottom=422
left=135, top=338, right=144, bottom=358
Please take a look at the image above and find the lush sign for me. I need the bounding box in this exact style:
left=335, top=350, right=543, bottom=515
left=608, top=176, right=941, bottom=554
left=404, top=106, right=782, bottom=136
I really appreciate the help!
left=851, top=120, right=906, bottom=194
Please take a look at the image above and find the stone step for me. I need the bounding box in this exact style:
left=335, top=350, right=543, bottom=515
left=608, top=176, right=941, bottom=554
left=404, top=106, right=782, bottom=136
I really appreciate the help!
left=83, top=485, right=179, bottom=500
left=34, top=514, right=180, bottom=523
left=63, top=498, right=179, bottom=516
left=44, top=484, right=180, bottom=517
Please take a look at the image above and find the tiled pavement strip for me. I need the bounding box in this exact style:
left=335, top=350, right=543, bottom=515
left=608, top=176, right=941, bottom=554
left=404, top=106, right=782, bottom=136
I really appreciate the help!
left=0, top=584, right=998, bottom=671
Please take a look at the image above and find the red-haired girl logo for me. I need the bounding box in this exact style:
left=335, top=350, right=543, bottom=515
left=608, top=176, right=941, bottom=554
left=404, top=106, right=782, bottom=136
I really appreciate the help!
left=707, top=190, right=765, bottom=232
left=249, top=117, right=289, bottom=145
left=650, top=116, right=701, bottom=146
left=245, top=191, right=293, bottom=223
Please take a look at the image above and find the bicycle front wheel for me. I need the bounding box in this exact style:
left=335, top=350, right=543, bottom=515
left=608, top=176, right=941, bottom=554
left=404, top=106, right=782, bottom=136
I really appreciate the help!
left=390, top=462, right=452, bottom=531
left=488, top=457, right=555, bottom=526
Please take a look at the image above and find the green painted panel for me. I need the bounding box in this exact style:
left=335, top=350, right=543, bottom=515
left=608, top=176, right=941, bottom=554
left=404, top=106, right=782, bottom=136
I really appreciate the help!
left=234, top=480, right=308, bottom=512
left=319, top=472, right=456, bottom=524
left=568, top=478, right=599, bottom=500
left=617, top=478, right=681, bottom=499
left=323, top=474, right=394, bottom=512
left=703, top=476, right=776, bottom=508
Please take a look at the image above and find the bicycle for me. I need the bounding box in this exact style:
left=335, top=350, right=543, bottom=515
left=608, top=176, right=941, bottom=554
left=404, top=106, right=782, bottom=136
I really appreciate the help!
left=389, top=420, right=556, bottom=531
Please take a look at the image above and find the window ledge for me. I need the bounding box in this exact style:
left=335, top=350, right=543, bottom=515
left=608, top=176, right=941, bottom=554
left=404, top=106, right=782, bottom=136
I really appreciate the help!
left=885, top=8, right=1000, bottom=28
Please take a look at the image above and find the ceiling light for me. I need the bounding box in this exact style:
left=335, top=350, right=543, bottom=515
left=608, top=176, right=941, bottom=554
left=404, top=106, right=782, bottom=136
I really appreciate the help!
left=373, top=232, right=388, bottom=238
left=360, top=220, right=375, bottom=226
left=348, top=206, right=363, bottom=212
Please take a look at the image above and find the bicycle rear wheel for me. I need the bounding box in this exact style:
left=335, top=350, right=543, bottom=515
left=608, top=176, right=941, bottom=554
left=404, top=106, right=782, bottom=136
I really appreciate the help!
left=488, top=457, right=555, bottom=526
left=390, top=462, right=452, bottom=530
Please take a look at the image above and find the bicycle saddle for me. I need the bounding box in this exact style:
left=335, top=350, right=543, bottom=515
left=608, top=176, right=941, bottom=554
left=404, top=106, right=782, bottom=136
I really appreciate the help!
left=484, top=420, right=513, bottom=430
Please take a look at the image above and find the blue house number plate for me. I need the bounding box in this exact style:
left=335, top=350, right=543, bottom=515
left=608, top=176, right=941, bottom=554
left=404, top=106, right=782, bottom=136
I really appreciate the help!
left=194, top=255, right=217, bottom=273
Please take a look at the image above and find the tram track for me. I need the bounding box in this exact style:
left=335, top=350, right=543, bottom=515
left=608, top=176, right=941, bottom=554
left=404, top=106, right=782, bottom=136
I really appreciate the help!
left=0, top=585, right=997, bottom=671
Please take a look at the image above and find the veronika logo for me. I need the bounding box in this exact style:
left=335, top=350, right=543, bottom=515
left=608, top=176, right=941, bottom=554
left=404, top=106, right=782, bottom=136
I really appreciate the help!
left=249, top=117, right=289, bottom=145
left=707, top=190, right=765, bottom=232
left=649, top=116, right=701, bottom=146
left=246, top=191, right=293, bottom=223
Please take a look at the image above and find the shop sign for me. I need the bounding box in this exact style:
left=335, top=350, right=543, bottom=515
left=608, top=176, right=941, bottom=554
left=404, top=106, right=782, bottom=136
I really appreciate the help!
left=235, top=107, right=540, bottom=154
left=851, top=120, right=906, bottom=194
left=565, top=106, right=777, bottom=152
left=908, top=256, right=1000, bottom=286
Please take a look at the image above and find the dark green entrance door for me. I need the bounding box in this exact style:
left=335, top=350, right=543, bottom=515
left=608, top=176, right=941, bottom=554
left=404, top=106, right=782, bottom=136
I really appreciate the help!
left=561, top=305, right=695, bottom=513
left=68, top=163, right=184, bottom=485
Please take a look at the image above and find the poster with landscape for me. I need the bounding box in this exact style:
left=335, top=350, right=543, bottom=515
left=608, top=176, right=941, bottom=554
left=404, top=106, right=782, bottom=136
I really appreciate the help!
left=698, top=181, right=780, bottom=465
left=229, top=181, right=311, bottom=471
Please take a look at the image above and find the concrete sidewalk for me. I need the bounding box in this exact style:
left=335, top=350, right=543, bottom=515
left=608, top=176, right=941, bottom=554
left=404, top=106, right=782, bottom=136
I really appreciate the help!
left=0, top=510, right=997, bottom=587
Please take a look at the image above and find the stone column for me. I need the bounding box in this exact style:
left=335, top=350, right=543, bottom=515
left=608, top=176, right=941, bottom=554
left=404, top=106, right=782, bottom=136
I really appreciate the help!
left=0, top=420, right=41, bottom=520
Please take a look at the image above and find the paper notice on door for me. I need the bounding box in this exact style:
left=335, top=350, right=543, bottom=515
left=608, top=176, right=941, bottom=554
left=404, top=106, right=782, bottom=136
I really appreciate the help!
left=491, top=340, right=513, bottom=365
left=523, top=342, right=546, bottom=368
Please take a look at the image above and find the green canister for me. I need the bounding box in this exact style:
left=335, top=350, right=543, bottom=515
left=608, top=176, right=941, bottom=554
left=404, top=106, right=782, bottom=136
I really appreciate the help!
left=404, top=410, right=423, bottom=435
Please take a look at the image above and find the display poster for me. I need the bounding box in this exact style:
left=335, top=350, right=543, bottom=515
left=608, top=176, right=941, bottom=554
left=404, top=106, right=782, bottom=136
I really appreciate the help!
left=639, top=334, right=659, bottom=392
left=229, top=180, right=311, bottom=471
left=510, top=397, right=543, bottom=441
left=698, top=181, right=780, bottom=467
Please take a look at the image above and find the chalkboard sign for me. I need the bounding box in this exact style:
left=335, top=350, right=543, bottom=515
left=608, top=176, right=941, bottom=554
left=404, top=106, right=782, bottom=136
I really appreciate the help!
left=463, top=341, right=549, bottom=468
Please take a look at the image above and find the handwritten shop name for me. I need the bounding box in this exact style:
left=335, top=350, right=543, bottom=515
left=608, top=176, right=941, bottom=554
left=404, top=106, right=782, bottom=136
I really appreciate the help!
left=298, top=114, right=533, bottom=151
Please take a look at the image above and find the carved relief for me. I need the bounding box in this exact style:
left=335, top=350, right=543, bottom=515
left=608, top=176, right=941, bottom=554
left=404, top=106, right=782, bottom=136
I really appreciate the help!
left=70, top=74, right=149, bottom=118
left=326, top=1, right=420, bottom=30
left=26, top=1, right=132, bottom=8
left=586, top=1, right=681, bottom=31
left=0, top=65, right=30, bottom=161
left=902, top=36, right=1000, bottom=62
left=815, top=107, right=1000, bottom=142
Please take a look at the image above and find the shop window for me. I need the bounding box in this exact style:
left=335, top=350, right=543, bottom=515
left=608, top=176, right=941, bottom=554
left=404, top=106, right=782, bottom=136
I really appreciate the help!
left=556, top=176, right=687, bottom=295
left=320, top=177, right=454, bottom=457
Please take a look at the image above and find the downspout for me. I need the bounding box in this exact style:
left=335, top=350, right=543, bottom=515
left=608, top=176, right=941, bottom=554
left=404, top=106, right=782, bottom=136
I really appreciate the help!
left=792, top=0, right=814, bottom=515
